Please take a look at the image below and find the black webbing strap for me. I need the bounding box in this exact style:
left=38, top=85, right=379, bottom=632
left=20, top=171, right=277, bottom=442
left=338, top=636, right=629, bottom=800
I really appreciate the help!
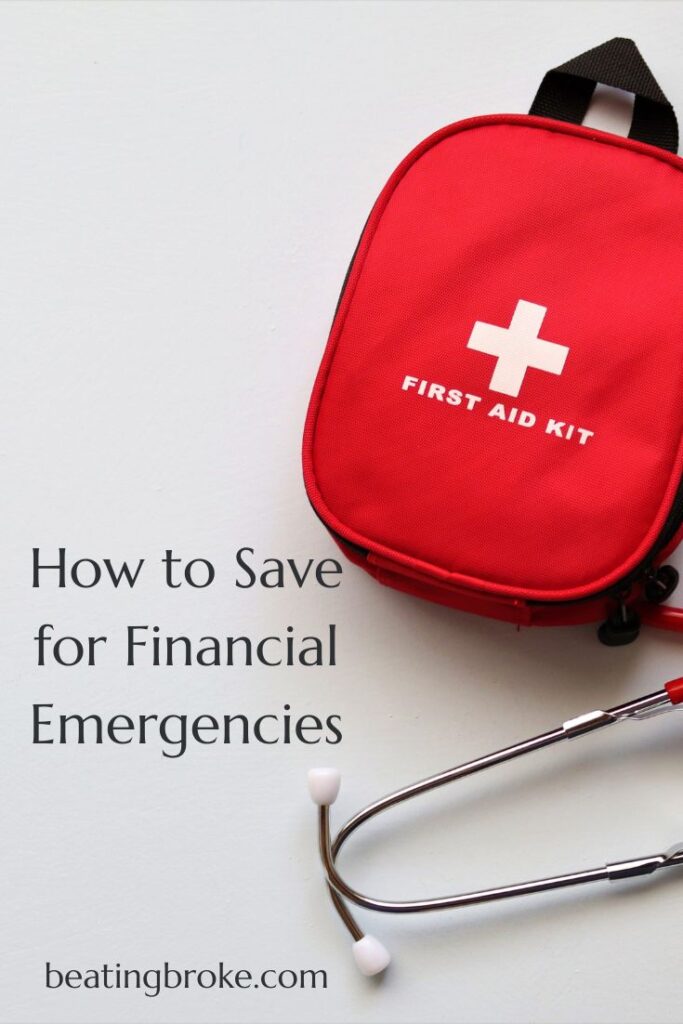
left=530, top=37, right=678, bottom=154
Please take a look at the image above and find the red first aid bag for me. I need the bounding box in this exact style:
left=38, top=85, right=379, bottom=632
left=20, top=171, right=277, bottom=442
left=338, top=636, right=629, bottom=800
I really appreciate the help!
left=303, top=38, right=683, bottom=645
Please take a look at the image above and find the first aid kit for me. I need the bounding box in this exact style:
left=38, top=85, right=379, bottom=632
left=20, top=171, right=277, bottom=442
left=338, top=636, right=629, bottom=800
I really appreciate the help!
left=303, top=37, right=683, bottom=644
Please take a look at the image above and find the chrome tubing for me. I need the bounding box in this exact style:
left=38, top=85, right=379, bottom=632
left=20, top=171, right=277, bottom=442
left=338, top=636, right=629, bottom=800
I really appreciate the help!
left=307, top=684, right=683, bottom=975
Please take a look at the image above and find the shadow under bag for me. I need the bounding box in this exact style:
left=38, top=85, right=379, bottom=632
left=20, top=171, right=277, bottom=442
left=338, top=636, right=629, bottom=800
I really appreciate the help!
left=303, top=38, right=683, bottom=645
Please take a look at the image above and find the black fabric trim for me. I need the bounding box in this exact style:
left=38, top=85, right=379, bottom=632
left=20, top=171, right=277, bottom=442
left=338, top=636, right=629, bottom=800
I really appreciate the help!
left=530, top=37, right=678, bottom=154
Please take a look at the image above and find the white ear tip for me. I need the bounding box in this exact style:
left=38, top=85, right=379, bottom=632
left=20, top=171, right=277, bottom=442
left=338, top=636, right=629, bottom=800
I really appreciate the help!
left=352, top=935, right=391, bottom=976
left=307, top=768, right=341, bottom=806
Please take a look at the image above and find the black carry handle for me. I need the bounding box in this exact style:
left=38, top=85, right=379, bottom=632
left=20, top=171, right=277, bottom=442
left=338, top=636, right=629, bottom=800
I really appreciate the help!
left=530, top=37, right=678, bottom=154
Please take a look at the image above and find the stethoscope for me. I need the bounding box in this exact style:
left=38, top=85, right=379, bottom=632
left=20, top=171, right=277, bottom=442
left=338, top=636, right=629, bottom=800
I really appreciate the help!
left=308, top=678, right=683, bottom=976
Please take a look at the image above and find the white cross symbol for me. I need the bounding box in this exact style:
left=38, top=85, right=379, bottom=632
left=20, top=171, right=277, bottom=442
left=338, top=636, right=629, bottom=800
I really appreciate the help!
left=467, top=300, right=569, bottom=398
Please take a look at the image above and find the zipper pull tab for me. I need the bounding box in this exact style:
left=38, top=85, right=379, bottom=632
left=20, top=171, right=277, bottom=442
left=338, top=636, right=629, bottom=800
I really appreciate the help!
left=598, top=594, right=641, bottom=646
left=644, top=564, right=680, bottom=604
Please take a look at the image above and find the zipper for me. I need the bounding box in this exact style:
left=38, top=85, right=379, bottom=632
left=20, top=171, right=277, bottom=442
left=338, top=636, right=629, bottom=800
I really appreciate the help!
left=607, top=479, right=683, bottom=597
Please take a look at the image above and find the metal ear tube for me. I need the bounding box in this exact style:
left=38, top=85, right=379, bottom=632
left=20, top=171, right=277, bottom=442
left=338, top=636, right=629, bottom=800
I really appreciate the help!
left=308, top=679, right=683, bottom=976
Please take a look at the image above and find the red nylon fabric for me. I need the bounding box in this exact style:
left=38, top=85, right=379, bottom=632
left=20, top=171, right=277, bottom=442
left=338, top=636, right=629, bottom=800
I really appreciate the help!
left=303, top=114, right=683, bottom=615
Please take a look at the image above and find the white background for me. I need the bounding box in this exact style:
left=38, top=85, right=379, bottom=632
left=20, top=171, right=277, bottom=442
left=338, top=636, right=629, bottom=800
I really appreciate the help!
left=2, top=3, right=683, bottom=1022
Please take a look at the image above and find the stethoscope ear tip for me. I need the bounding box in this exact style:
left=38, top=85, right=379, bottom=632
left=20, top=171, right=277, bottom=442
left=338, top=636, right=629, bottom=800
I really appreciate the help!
left=352, top=935, right=391, bottom=976
left=307, top=767, right=341, bottom=806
